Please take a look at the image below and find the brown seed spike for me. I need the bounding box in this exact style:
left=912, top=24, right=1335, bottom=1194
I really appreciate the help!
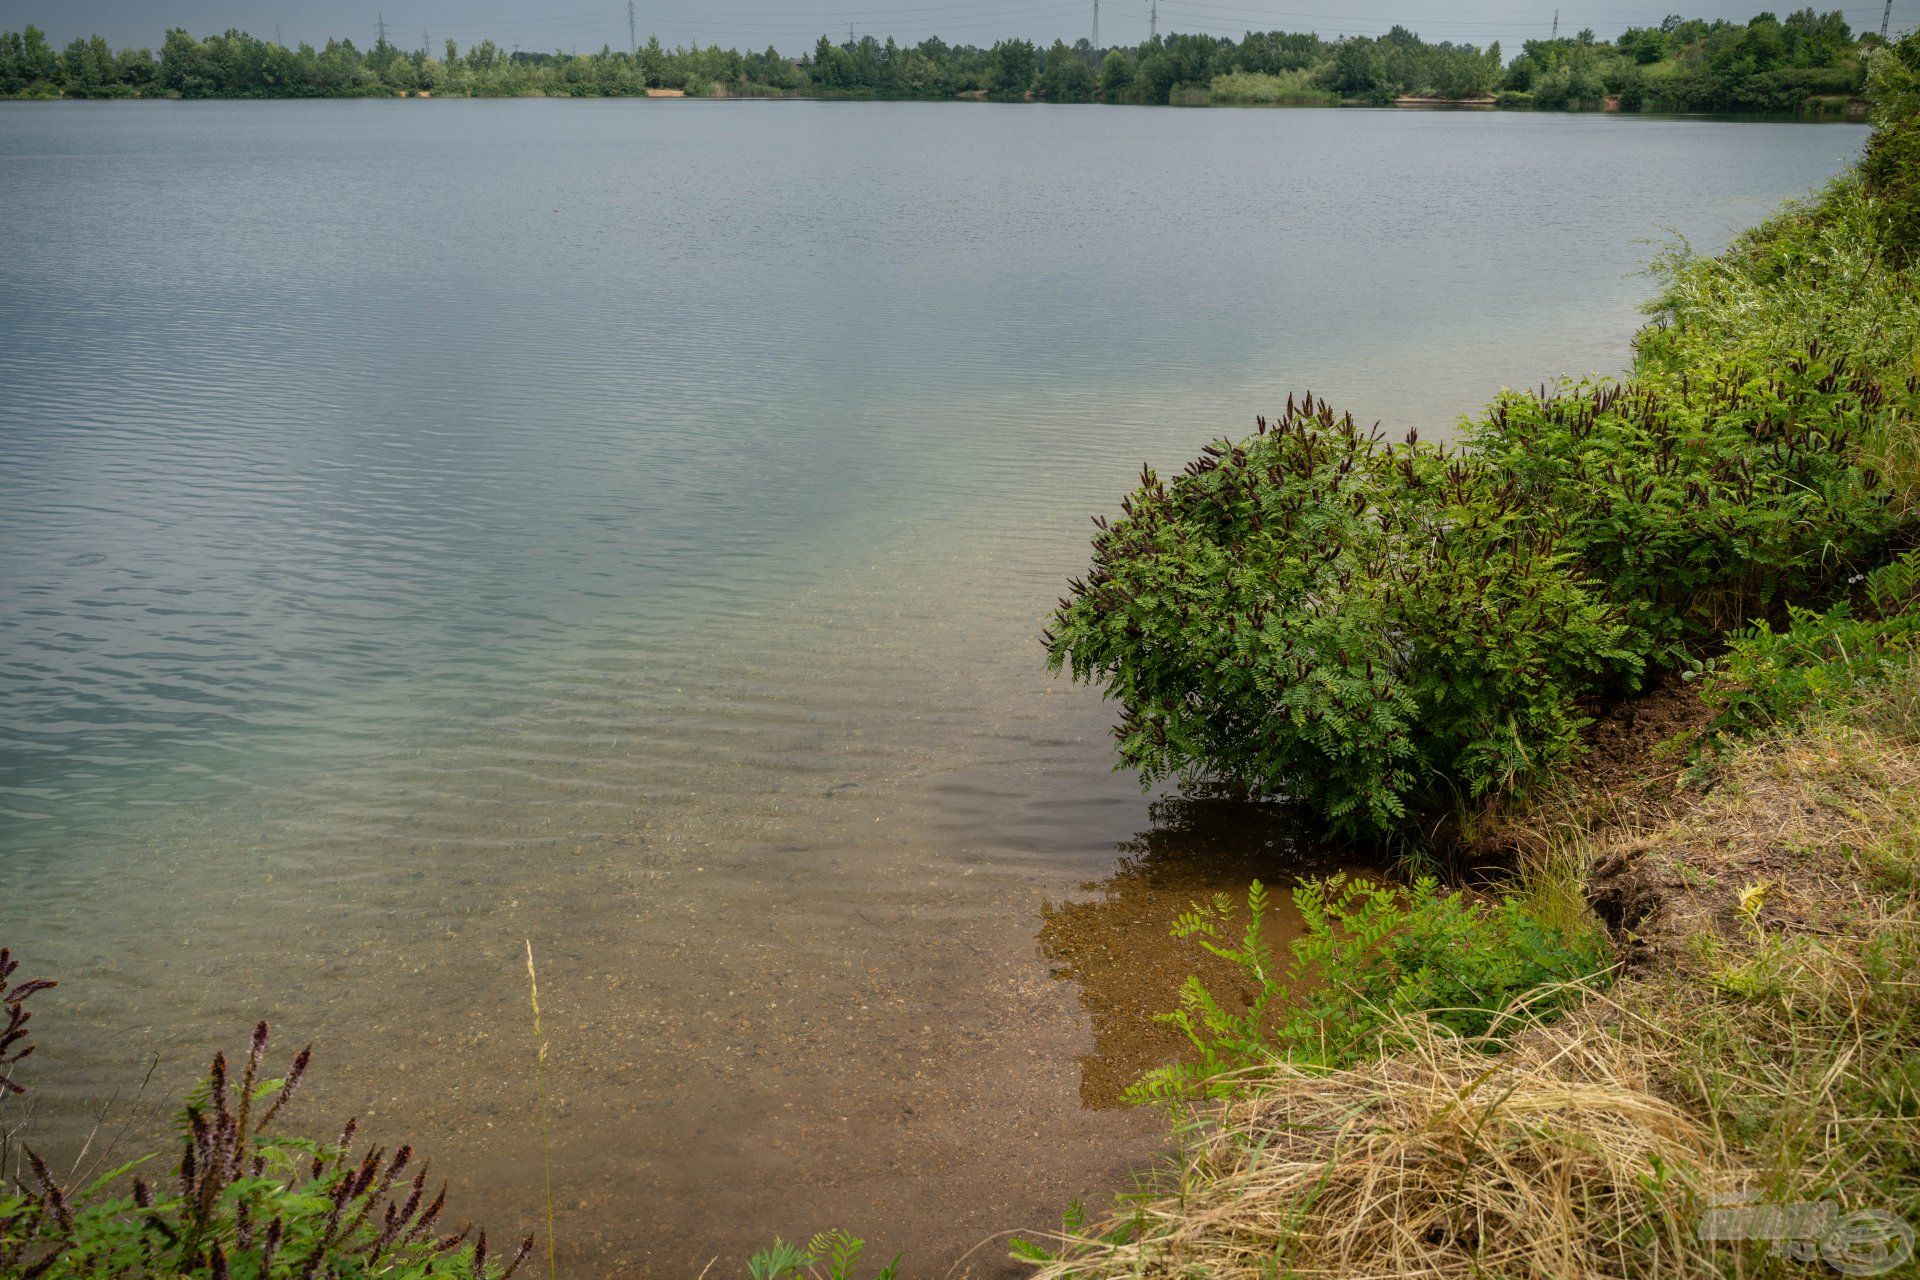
left=27, top=1149, right=73, bottom=1233
left=499, top=1234, right=538, bottom=1280
left=210, top=1053, right=231, bottom=1128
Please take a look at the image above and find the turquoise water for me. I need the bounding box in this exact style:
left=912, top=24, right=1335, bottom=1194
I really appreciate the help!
left=0, top=100, right=1868, bottom=1273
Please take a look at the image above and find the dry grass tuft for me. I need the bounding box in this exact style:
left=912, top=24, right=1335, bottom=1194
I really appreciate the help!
left=1031, top=1014, right=1722, bottom=1280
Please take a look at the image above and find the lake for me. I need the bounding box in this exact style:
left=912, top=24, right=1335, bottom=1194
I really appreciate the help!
left=0, top=99, right=1868, bottom=1275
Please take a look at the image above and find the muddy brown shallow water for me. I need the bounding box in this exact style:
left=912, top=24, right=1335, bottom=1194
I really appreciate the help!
left=1039, top=800, right=1366, bottom=1110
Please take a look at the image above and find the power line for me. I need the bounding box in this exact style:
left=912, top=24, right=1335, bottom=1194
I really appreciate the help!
left=1157, top=0, right=1771, bottom=30
left=391, top=0, right=1099, bottom=24
left=414, top=4, right=1090, bottom=47
left=378, top=0, right=1898, bottom=31
left=361, top=0, right=1911, bottom=53
left=393, top=0, right=1127, bottom=41
left=1159, top=0, right=1884, bottom=22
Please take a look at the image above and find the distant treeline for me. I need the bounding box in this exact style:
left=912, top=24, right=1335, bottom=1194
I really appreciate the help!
left=0, top=10, right=1882, bottom=112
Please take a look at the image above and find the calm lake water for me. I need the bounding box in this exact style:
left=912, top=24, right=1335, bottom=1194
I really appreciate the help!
left=0, top=99, right=1867, bottom=1275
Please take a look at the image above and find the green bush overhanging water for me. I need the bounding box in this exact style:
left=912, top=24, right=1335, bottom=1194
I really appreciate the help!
left=1048, top=37, right=1920, bottom=838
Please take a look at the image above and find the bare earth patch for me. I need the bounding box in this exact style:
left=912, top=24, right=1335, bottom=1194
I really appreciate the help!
left=1590, top=702, right=1920, bottom=969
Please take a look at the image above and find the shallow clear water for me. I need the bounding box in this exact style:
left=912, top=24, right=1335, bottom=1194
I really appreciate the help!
left=0, top=99, right=1867, bottom=1274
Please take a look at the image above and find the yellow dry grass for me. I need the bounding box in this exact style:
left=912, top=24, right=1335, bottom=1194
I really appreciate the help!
left=1031, top=1016, right=1720, bottom=1280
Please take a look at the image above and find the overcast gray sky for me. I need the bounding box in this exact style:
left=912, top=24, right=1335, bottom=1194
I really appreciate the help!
left=3, top=0, right=1913, bottom=58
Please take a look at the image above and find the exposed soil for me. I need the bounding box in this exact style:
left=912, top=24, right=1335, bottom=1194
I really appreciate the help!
left=1555, top=661, right=1920, bottom=982
left=1582, top=678, right=1714, bottom=797
left=1569, top=681, right=1716, bottom=957
left=1459, top=676, right=1713, bottom=888
left=1452, top=674, right=1722, bottom=961
left=1590, top=712, right=1919, bottom=970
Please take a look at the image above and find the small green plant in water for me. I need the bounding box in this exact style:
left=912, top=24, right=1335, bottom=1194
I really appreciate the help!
left=1126, top=873, right=1613, bottom=1104
left=1009, top=1199, right=1138, bottom=1266
left=1126, top=881, right=1287, bottom=1103
left=747, top=1230, right=899, bottom=1280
